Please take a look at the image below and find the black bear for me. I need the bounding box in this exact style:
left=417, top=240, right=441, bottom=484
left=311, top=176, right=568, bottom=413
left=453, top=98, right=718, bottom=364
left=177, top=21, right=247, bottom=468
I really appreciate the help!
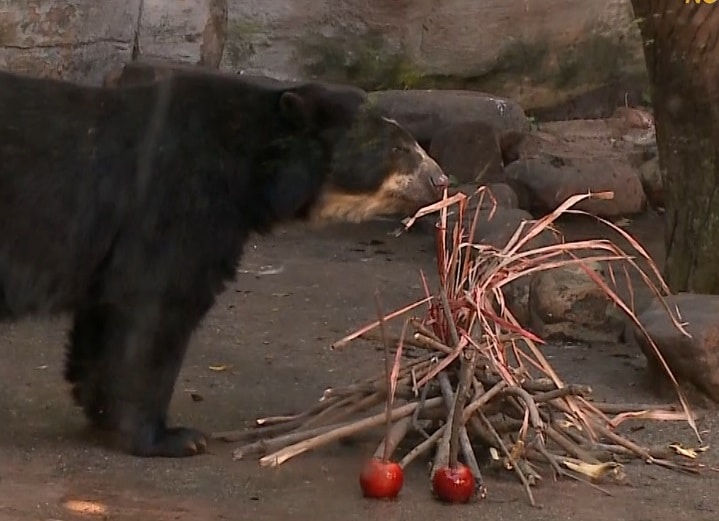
left=0, top=66, right=447, bottom=458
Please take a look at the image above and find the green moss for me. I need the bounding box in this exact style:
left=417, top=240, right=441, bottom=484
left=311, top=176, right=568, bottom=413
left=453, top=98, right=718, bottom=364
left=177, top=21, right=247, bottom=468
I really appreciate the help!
left=290, top=18, right=647, bottom=115
left=224, top=19, right=267, bottom=67
left=297, top=29, right=425, bottom=90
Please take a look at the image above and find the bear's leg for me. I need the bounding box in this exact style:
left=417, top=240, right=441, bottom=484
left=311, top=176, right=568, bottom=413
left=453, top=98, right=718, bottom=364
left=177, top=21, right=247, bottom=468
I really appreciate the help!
left=65, top=304, right=114, bottom=430
left=95, top=301, right=208, bottom=458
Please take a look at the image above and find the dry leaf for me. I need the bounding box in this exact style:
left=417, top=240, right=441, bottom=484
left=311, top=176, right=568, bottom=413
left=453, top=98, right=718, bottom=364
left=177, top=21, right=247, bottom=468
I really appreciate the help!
left=208, top=364, right=232, bottom=372
left=562, top=460, right=623, bottom=481
left=669, top=443, right=709, bottom=459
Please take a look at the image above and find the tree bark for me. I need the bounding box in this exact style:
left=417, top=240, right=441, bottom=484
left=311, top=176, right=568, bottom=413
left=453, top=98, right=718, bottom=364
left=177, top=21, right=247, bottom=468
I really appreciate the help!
left=631, top=0, right=719, bottom=293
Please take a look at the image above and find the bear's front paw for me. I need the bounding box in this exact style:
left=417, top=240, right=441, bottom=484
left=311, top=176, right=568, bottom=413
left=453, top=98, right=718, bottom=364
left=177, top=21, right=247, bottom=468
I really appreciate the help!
left=132, top=426, right=209, bottom=458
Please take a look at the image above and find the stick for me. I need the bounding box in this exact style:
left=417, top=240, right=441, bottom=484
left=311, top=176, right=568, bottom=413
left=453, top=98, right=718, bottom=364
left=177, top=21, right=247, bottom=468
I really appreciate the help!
left=400, top=424, right=446, bottom=469
left=317, top=393, right=386, bottom=428
left=534, top=439, right=565, bottom=480
left=588, top=420, right=697, bottom=473
left=526, top=447, right=615, bottom=496
left=500, top=386, right=544, bottom=430
left=477, top=376, right=567, bottom=393
left=213, top=417, right=308, bottom=442
left=546, top=425, right=602, bottom=464
left=533, top=385, right=591, bottom=403
left=439, top=290, right=462, bottom=347
left=411, top=368, right=434, bottom=439
left=299, top=394, right=364, bottom=429
left=459, top=425, right=487, bottom=499
left=212, top=394, right=349, bottom=441
left=590, top=402, right=680, bottom=414
left=410, top=317, right=442, bottom=343
left=259, top=396, right=444, bottom=467
left=449, top=350, right=478, bottom=469
left=467, top=415, right=499, bottom=448
left=360, top=331, right=447, bottom=355
left=255, top=414, right=303, bottom=426
left=432, top=376, right=454, bottom=474
left=374, top=290, right=394, bottom=462
left=373, top=416, right=414, bottom=460
left=436, top=363, right=483, bottom=489
left=411, top=333, right=454, bottom=355
left=592, top=443, right=673, bottom=459
left=232, top=422, right=344, bottom=460
left=462, top=381, right=508, bottom=422
left=479, top=412, right=536, bottom=507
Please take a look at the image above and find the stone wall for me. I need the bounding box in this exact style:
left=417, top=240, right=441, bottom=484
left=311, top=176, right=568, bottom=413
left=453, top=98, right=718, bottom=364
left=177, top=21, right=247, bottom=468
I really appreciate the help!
left=0, top=0, right=647, bottom=109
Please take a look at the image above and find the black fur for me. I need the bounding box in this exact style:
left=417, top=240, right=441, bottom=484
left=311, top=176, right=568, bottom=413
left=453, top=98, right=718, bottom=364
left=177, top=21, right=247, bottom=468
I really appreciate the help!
left=0, top=68, right=445, bottom=458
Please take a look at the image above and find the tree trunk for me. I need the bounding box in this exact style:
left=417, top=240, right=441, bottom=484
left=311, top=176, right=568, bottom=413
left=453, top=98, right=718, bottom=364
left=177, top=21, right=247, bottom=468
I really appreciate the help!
left=631, top=0, right=719, bottom=293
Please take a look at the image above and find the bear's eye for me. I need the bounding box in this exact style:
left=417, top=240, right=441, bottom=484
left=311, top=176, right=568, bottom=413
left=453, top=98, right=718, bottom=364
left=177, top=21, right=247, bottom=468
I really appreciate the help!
left=392, top=145, right=411, bottom=154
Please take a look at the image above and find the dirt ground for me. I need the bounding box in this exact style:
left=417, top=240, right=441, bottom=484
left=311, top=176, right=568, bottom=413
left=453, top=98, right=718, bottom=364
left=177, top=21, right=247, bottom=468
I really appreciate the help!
left=1, top=211, right=718, bottom=521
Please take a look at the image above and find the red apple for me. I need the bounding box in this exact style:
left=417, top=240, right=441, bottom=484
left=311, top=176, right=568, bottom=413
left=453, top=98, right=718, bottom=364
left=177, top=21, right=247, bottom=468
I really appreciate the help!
left=359, top=457, right=404, bottom=499
left=432, top=463, right=475, bottom=503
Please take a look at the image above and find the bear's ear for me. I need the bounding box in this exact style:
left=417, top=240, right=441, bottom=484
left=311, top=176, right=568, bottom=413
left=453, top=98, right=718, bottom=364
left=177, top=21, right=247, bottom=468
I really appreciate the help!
left=279, top=91, right=315, bottom=129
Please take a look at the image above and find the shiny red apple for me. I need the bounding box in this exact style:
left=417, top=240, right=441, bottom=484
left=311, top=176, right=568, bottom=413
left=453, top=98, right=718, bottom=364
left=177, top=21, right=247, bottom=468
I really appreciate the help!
left=359, top=457, right=404, bottom=499
left=432, top=463, right=475, bottom=503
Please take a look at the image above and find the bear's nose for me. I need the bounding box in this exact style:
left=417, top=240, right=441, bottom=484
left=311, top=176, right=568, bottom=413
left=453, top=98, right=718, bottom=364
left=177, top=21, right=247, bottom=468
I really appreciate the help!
left=432, top=172, right=449, bottom=188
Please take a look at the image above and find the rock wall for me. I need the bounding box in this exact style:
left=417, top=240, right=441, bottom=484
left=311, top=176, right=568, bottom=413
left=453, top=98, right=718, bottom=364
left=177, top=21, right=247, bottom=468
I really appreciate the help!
left=0, top=0, right=647, bottom=109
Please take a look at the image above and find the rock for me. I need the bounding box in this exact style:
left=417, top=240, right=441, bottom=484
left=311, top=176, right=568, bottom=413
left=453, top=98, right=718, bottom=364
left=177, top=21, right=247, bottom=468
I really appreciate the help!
left=138, top=0, right=228, bottom=68
left=220, top=0, right=644, bottom=112
left=453, top=182, right=519, bottom=210
left=0, top=0, right=142, bottom=84
left=638, top=156, right=663, bottom=208
left=505, top=154, right=647, bottom=217
left=448, top=188, right=558, bottom=252
left=428, top=121, right=526, bottom=184
left=481, top=183, right=520, bottom=210
left=369, top=90, right=529, bottom=146
left=528, top=261, right=624, bottom=343
left=612, top=106, right=654, bottom=130
left=634, top=293, right=719, bottom=403
left=0, top=0, right=226, bottom=85
left=0, top=0, right=646, bottom=110
left=472, top=208, right=551, bottom=252
left=103, top=58, right=236, bottom=87
left=537, top=119, right=622, bottom=141
left=504, top=278, right=532, bottom=328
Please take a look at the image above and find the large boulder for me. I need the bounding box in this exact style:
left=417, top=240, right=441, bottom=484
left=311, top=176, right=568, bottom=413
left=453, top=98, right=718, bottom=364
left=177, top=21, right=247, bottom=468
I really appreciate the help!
left=221, top=0, right=645, bottom=111
left=634, top=293, right=719, bottom=403
left=138, top=0, right=227, bottom=68
left=0, top=0, right=227, bottom=85
left=370, top=90, right=529, bottom=146
left=505, top=154, right=647, bottom=218
left=528, top=261, right=625, bottom=344
left=0, top=0, right=141, bottom=84
left=428, top=121, right=526, bottom=184
left=638, top=155, right=663, bottom=208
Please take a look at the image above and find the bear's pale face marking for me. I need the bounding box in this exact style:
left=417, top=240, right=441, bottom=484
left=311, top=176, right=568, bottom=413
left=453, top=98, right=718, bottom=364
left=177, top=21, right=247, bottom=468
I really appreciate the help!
left=310, top=153, right=446, bottom=224
left=310, top=111, right=447, bottom=223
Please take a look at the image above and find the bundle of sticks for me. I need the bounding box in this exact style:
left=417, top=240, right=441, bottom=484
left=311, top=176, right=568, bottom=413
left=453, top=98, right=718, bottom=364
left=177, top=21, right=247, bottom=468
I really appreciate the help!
left=213, top=189, right=703, bottom=506
left=213, top=313, right=698, bottom=506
